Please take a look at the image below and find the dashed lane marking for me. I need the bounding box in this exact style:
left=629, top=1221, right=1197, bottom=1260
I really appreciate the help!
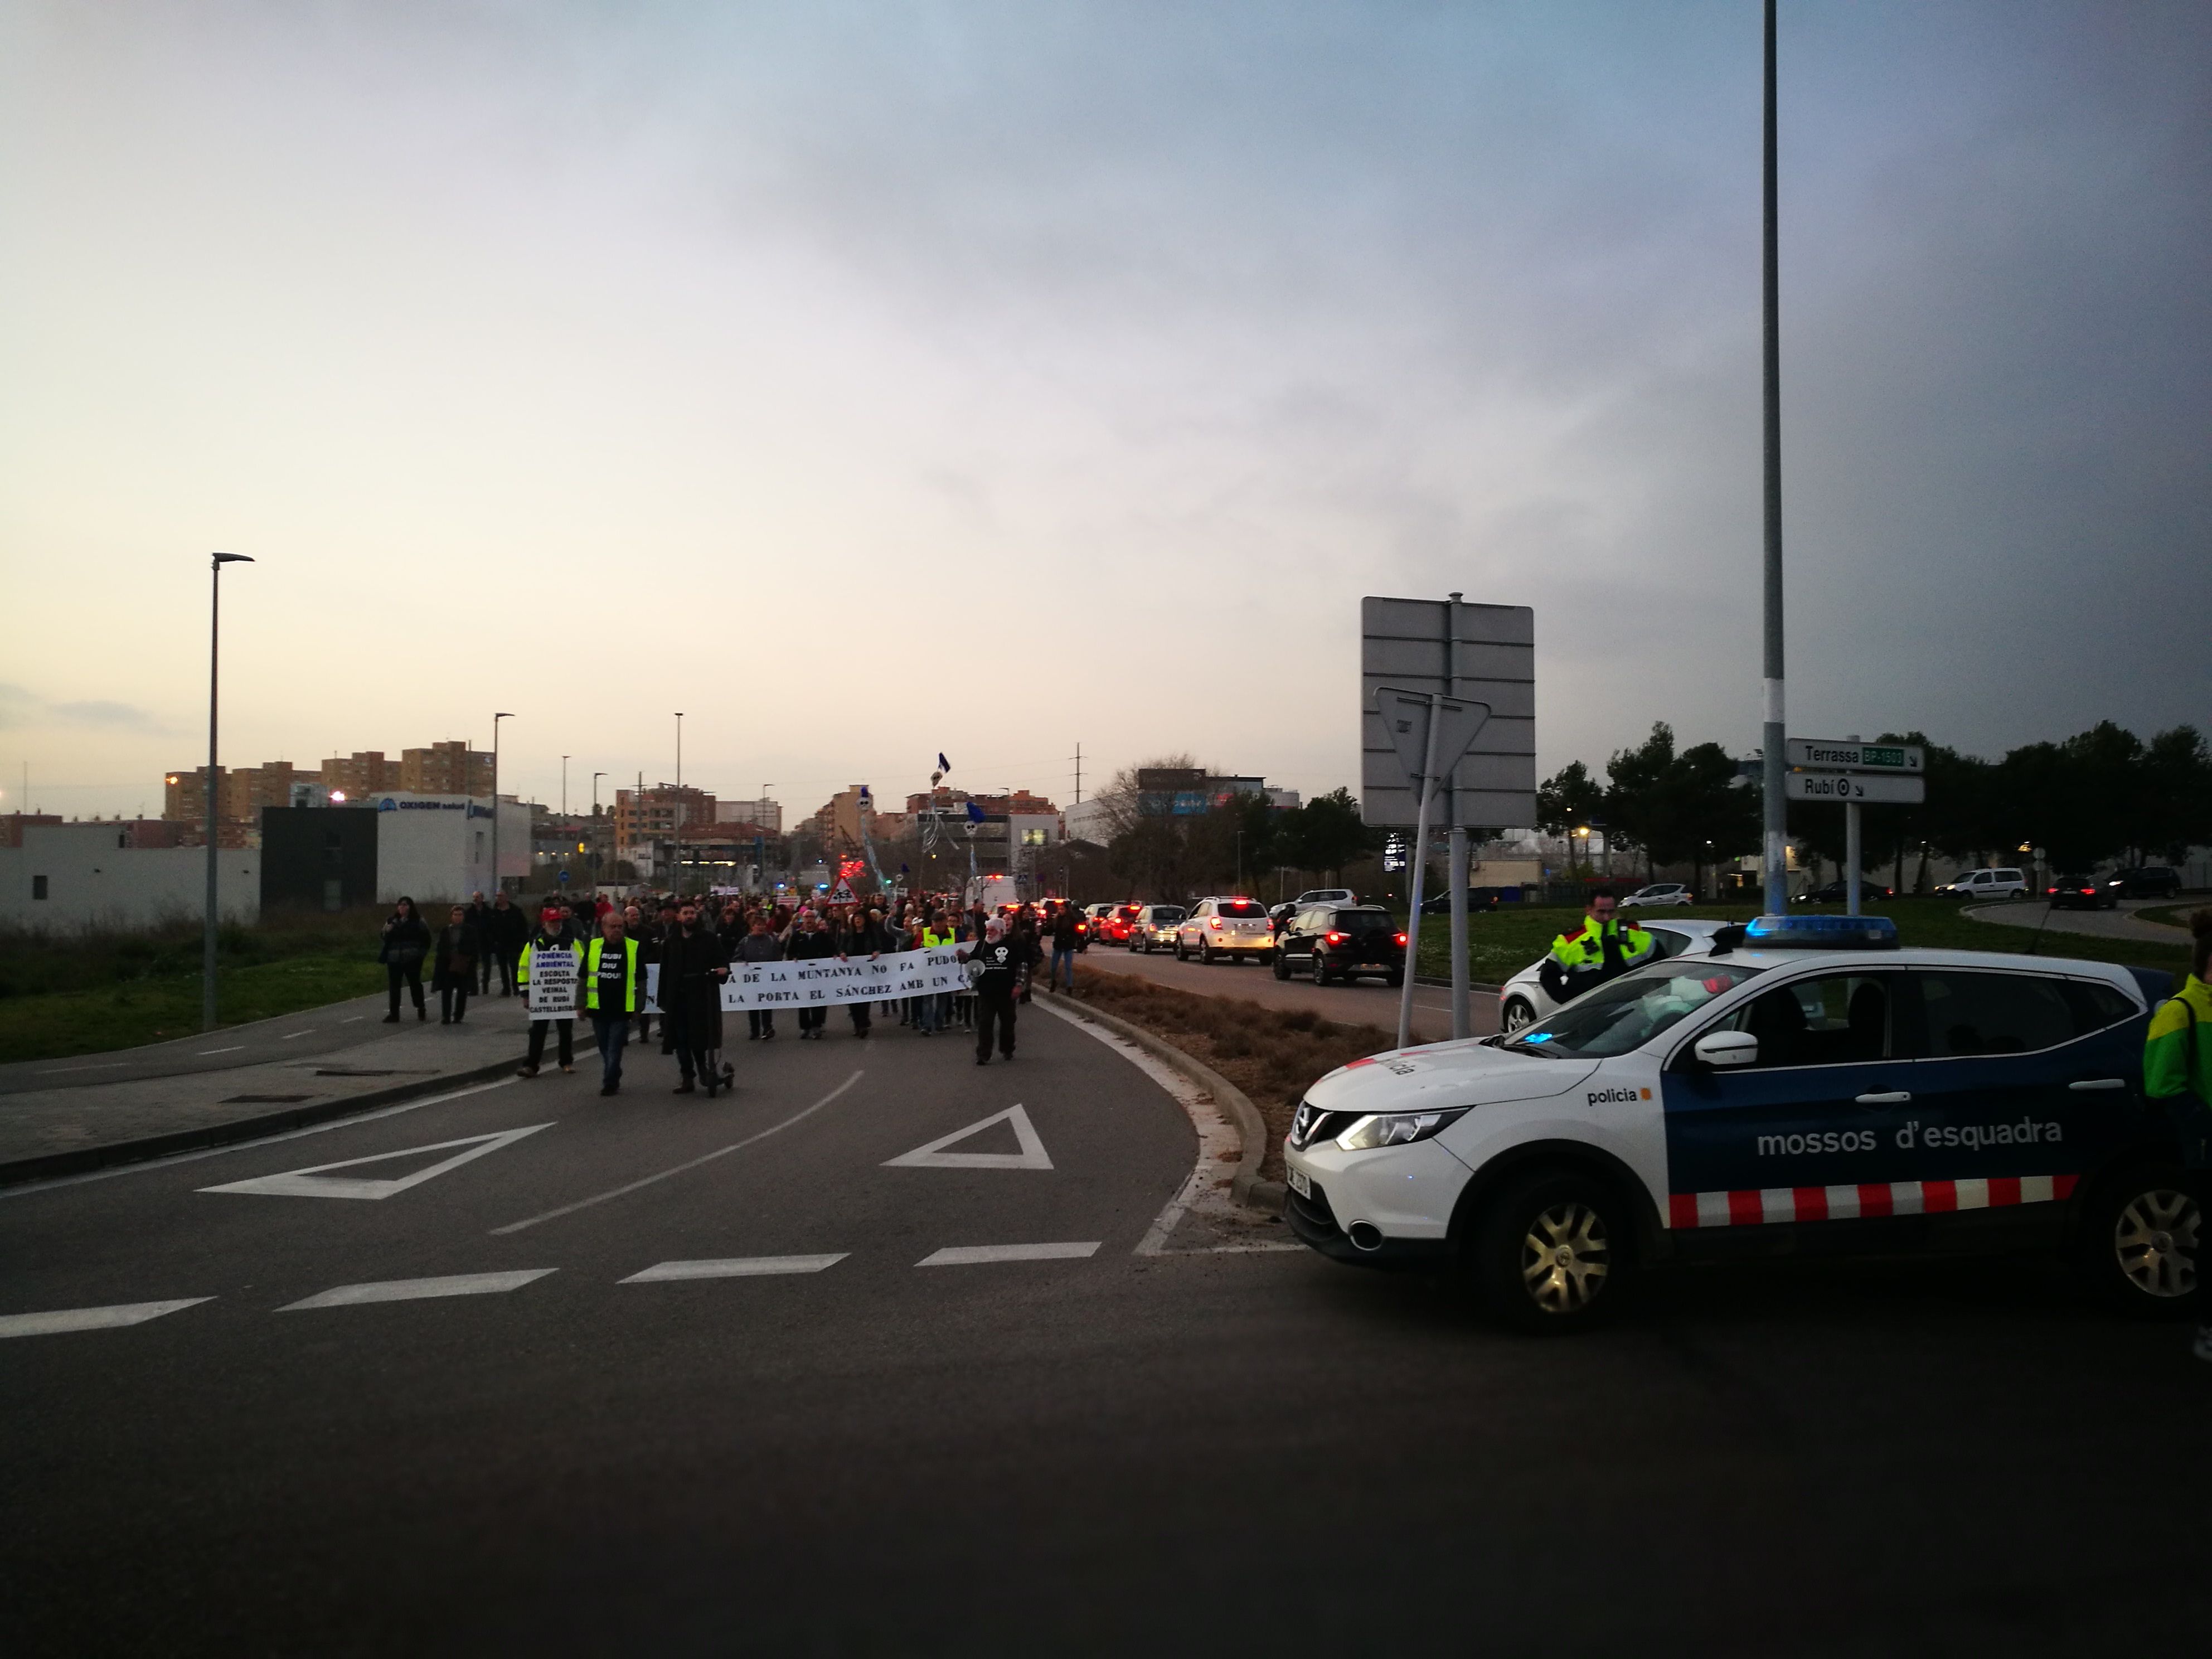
left=33, top=1061, right=129, bottom=1075
left=278, top=1269, right=555, bottom=1311
left=489, top=1070, right=865, bottom=1235
left=281, top=1029, right=317, bottom=1040
left=916, top=1242, right=1100, bottom=1266
left=197, top=1046, right=244, bottom=1056
left=621, top=1254, right=847, bottom=1282
left=0, top=1298, right=212, bottom=1338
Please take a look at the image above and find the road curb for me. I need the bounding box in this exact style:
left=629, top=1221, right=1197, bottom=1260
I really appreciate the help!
left=0, top=1044, right=585, bottom=1189
left=1047, top=995, right=1283, bottom=1213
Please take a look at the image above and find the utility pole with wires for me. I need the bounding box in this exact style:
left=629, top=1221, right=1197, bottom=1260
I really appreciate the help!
left=1070, top=741, right=1083, bottom=805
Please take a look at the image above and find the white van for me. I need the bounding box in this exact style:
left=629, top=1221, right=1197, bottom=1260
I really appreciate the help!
left=1936, top=867, right=2029, bottom=900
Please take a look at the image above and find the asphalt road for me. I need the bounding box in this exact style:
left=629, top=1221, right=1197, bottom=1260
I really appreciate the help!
left=4, top=1002, right=2208, bottom=1655
left=1079, top=942, right=1501, bottom=1042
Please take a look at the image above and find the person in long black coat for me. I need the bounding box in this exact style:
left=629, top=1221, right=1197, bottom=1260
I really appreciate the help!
left=378, top=896, right=431, bottom=1022
left=661, top=901, right=732, bottom=1096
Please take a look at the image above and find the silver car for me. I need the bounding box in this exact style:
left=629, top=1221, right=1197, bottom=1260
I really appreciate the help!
left=1131, top=904, right=1187, bottom=952
left=1175, top=897, right=1274, bottom=963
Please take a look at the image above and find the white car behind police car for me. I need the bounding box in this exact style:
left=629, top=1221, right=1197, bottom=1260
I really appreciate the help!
left=1497, top=916, right=1734, bottom=1036
left=1285, top=914, right=2196, bottom=1331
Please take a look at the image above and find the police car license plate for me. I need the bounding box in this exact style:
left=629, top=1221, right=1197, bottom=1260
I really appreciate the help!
left=1287, top=1167, right=1311, bottom=1199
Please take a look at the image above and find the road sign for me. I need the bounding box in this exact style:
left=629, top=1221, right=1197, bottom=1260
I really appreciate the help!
left=1786, top=770, right=1925, bottom=804
left=1360, top=596, right=1535, bottom=827
left=1786, top=739, right=1924, bottom=773
left=1374, top=687, right=1491, bottom=790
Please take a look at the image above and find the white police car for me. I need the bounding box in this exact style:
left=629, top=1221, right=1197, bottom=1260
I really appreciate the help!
left=1283, top=914, right=2199, bottom=1331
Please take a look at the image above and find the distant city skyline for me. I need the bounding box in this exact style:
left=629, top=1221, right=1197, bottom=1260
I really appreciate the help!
left=4, top=2, right=2205, bottom=823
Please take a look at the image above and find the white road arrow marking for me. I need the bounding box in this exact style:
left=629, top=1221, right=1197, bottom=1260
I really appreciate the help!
left=882, top=1104, right=1052, bottom=1171
left=197, top=1123, right=552, bottom=1201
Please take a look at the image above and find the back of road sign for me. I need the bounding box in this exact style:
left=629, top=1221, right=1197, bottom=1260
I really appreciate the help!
left=1360, top=596, right=1535, bottom=828
left=1375, top=688, right=1491, bottom=788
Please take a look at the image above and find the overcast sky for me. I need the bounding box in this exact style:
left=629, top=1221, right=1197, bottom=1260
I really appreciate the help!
left=3, top=1, right=2205, bottom=823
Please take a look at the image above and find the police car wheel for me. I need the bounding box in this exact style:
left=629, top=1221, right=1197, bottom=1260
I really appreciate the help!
left=2083, top=1172, right=2204, bottom=1316
left=1474, top=1170, right=1630, bottom=1333
left=1500, top=998, right=1536, bottom=1034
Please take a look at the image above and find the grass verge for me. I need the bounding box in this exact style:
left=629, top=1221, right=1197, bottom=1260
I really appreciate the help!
left=1067, top=964, right=1389, bottom=1182
left=2136, top=903, right=2205, bottom=933
left=0, top=957, right=387, bottom=1065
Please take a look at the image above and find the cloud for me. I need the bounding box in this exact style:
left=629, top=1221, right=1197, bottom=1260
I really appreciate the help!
left=0, top=684, right=166, bottom=734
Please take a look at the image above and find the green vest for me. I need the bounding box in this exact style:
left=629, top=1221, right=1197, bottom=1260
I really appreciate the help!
left=1548, top=915, right=1656, bottom=972
left=584, top=935, right=641, bottom=1013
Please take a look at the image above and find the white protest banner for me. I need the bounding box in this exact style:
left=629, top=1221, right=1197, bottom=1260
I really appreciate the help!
left=719, top=945, right=969, bottom=1011
left=643, top=963, right=661, bottom=1016
left=525, top=943, right=583, bottom=1017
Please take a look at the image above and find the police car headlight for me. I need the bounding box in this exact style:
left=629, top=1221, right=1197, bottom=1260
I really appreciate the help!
left=1335, top=1108, right=1468, bottom=1151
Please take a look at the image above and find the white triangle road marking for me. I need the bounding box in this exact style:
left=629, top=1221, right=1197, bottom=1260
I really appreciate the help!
left=0, top=1298, right=212, bottom=1338
left=197, top=1123, right=553, bottom=1201
left=881, top=1104, right=1052, bottom=1171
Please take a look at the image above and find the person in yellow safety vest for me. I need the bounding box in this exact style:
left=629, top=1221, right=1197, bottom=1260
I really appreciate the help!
left=516, top=904, right=585, bottom=1078
left=1538, top=890, right=1657, bottom=1006
left=2142, top=910, right=2212, bottom=1360
left=584, top=911, right=646, bottom=1097
left=916, top=913, right=956, bottom=1036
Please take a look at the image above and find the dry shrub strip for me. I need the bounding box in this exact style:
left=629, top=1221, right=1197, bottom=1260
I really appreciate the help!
left=1066, top=966, right=1389, bottom=1181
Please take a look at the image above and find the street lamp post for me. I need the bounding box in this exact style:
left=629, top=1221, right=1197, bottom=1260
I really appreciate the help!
left=673, top=712, right=684, bottom=897
left=561, top=755, right=569, bottom=816
left=202, top=551, right=254, bottom=1033
left=491, top=712, right=514, bottom=895
left=1759, top=0, right=1790, bottom=917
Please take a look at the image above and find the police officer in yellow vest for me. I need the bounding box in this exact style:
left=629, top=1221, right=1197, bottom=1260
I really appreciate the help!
left=1539, top=890, right=1657, bottom=1006
left=584, top=909, right=645, bottom=1097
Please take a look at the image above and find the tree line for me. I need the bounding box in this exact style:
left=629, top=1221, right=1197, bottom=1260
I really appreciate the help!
left=1088, top=755, right=1379, bottom=899
left=1539, top=719, right=2212, bottom=890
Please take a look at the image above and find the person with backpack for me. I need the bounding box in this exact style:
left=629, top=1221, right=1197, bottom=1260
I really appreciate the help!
left=377, top=896, right=431, bottom=1023
left=2144, top=909, right=2212, bottom=1359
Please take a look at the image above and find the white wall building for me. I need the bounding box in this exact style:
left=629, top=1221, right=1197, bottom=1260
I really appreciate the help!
left=0, top=824, right=260, bottom=930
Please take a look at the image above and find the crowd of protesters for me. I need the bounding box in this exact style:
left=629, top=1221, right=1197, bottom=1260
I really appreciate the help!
left=380, top=886, right=1070, bottom=1096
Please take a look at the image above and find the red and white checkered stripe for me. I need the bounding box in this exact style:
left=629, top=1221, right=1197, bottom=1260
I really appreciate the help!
left=1667, top=1173, right=2078, bottom=1230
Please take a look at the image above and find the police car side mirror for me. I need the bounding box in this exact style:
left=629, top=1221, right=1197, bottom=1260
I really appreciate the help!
left=1692, top=1030, right=1758, bottom=1069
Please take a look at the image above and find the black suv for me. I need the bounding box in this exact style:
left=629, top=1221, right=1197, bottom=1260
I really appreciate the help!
left=1272, top=904, right=1406, bottom=986
left=2048, top=873, right=2120, bottom=911
left=2113, top=866, right=2182, bottom=900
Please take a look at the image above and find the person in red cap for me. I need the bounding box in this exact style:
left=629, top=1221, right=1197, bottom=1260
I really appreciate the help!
left=515, top=902, right=584, bottom=1077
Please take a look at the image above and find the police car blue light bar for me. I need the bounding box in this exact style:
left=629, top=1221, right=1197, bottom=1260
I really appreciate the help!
left=1742, top=913, right=1900, bottom=950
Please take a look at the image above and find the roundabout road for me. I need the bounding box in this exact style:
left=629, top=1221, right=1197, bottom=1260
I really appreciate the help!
left=1076, top=944, right=1498, bottom=1043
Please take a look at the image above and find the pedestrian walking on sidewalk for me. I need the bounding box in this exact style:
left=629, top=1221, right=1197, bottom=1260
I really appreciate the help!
left=585, top=909, right=645, bottom=1097
left=379, top=896, right=431, bottom=1023
left=961, top=918, right=1021, bottom=1065
left=467, top=891, right=495, bottom=993
left=516, top=905, right=583, bottom=1077
left=733, top=914, right=784, bottom=1041
left=487, top=891, right=527, bottom=997
left=433, top=904, right=480, bottom=1025
left=662, top=901, right=733, bottom=1095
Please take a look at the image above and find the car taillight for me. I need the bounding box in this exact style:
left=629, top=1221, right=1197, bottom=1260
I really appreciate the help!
left=1208, top=918, right=1223, bottom=930
left=1326, top=931, right=1347, bottom=944
left=1394, top=932, right=1408, bottom=946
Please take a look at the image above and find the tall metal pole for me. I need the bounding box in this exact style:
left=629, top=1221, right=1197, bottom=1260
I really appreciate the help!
left=1395, top=693, right=1444, bottom=1052
left=203, top=552, right=253, bottom=1032
left=491, top=712, right=513, bottom=895
left=1760, top=0, right=1789, bottom=916
left=1445, top=591, right=1469, bottom=1041
left=673, top=712, right=684, bottom=897
left=561, top=755, right=569, bottom=816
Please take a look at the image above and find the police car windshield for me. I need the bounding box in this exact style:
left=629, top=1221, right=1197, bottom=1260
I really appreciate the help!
left=1505, top=961, right=1764, bottom=1058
